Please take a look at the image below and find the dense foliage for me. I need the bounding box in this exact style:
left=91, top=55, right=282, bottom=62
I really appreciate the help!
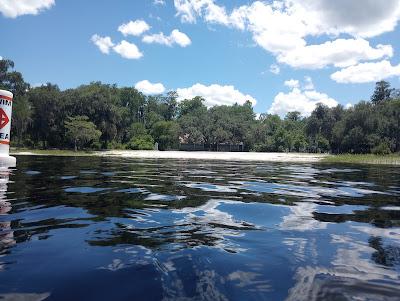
left=1, top=58, right=399, bottom=154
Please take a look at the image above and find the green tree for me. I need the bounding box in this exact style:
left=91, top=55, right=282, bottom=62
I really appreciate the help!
left=178, top=97, right=209, bottom=143
left=4, top=57, right=400, bottom=156
left=65, top=116, right=101, bottom=151
left=70, top=82, right=123, bottom=148
left=285, top=111, right=301, bottom=122
left=127, top=135, right=154, bottom=150
left=128, top=122, right=147, bottom=139
left=371, top=81, right=393, bottom=104
left=28, top=83, right=64, bottom=148
left=151, top=120, right=180, bottom=150
left=127, top=122, right=155, bottom=150
left=118, top=87, right=146, bottom=142
left=252, top=114, right=283, bottom=152
left=12, top=95, right=32, bottom=145
left=0, top=58, right=30, bottom=97
left=208, top=101, right=255, bottom=146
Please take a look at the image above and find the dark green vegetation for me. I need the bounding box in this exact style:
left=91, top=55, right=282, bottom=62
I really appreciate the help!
left=2, top=58, right=400, bottom=154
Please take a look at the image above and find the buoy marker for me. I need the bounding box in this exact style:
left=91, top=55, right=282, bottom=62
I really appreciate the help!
left=0, top=90, right=16, bottom=167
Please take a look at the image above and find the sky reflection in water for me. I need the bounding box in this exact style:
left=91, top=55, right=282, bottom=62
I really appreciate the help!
left=0, top=156, right=399, bottom=301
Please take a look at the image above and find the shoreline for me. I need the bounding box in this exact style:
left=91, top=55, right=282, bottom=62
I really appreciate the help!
left=11, top=149, right=327, bottom=163
left=10, top=149, right=400, bottom=165
left=101, top=150, right=327, bottom=162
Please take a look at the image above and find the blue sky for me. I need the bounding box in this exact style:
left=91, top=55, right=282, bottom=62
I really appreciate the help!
left=1, top=0, right=400, bottom=115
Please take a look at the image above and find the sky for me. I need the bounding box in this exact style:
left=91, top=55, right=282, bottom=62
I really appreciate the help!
left=1, top=0, right=400, bottom=116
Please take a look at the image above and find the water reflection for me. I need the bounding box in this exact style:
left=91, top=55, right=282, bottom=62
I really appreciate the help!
left=0, top=168, right=15, bottom=272
left=287, top=233, right=400, bottom=301
left=280, top=202, right=327, bottom=231
left=0, top=156, right=399, bottom=300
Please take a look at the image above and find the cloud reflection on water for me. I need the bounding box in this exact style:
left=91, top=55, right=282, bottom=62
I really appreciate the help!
left=286, top=233, right=400, bottom=301
left=1, top=157, right=400, bottom=300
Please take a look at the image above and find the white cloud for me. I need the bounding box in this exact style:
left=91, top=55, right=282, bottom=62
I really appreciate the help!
left=143, top=29, right=191, bottom=47
left=269, top=64, right=280, bottom=75
left=304, top=76, right=314, bottom=90
left=170, top=29, right=191, bottom=47
left=269, top=79, right=338, bottom=117
left=135, top=80, right=166, bottom=94
left=176, top=83, right=257, bottom=107
left=174, top=0, right=204, bottom=23
left=331, top=60, right=400, bottom=84
left=91, top=35, right=114, bottom=54
left=289, top=0, right=400, bottom=38
left=118, top=20, right=150, bottom=37
left=113, top=41, right=143, bottom=59
left=174, top=0, right=400, bottom=70
left=153, top=0, right=165, bottom=5
left=0, top=0, right=54, bottom=18
left=285, top=77, right=314, bottom=90
left=91, top=36, right=143, bottom=59
left=0, top=56, right=3, bottom=60
left=174, top=0, right=246, bottom=28
left=143, top=32, right=170, bottom=46
left=284, top=79, right=300, bottom=89
left=277, top=39, right=393, bottom=69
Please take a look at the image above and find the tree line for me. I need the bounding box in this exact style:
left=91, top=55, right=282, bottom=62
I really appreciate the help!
left=1, top=58, right=400, bottom=154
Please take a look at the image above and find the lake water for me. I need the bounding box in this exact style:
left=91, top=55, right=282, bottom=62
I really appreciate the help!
left=0, top=156, right=399, bottom=301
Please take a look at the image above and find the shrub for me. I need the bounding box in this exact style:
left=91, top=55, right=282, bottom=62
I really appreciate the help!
left=371, top=142, right=391, bottom=155
left=107, top=141, right=126, bottom=150
left=127, top=134, right=154, bottom=150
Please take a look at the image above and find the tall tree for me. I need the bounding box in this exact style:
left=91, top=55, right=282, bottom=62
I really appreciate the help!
left=65, top=116, right=101, bottom=151
left=12, top=95, right=32, bottom=145
left=0, top=59, right=30, bottom=97
left=178, top=97, right=208, bottom=143
left=28, top=83, right=63, bottom=148
left=371, top=81, right=393, bottom=104
left=151, top=120, right=180, bottom=150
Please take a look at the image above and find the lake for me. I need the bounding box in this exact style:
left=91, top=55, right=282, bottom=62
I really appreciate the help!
left=0, top=156, right=399, bottom=301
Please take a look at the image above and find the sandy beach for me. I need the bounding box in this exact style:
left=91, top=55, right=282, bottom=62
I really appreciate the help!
left=99, top=150, right=327, bottom=162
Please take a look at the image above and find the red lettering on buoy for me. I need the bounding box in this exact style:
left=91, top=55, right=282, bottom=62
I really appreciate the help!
left=0, top=109, right=9, bottom=130
left=0, top=95, right=12, bottom=102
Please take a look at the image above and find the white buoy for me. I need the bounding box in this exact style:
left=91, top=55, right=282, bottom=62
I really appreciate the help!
left=0, top=90, right=16, bottom=167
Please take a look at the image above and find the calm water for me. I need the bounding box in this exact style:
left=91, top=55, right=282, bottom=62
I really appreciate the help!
left=0, top=156, right=400, bottom=301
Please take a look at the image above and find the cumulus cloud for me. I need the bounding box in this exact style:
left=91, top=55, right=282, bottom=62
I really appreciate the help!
left=113, top=41, right=143, bottom=59
left=290, top=0, right=400, bottom=38
left=91, top=35, right=143, bottom=59
left=331, top=60, right=400, bottom=84
left=135, top=80, right=166, bottom=94
left=118, top=20, right=150, bottom=37
left=142, top=29, right=191, bottom=47
left=91, top=35, right=114, bottom=54
left=0, top=0, right=54, bottom=18
left=269, top=78, right=338, bottom=117
left=174, top=0, right=204, bottom=23
left=174, top=0, right=400, bottom=70
left=277, top=39, right=393, bottom=69
left=176, top=83, right=257, bottom=107
left=174, top=0, right=245, bottom=27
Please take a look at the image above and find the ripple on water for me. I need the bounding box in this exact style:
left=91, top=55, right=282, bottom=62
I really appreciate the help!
left=64, top=187, right=110, bottom=193
left=1, top=157, right=400, bottom=300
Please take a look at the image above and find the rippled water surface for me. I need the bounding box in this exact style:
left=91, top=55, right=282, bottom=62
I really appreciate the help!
left=1, top=156, right=400, bottom=300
